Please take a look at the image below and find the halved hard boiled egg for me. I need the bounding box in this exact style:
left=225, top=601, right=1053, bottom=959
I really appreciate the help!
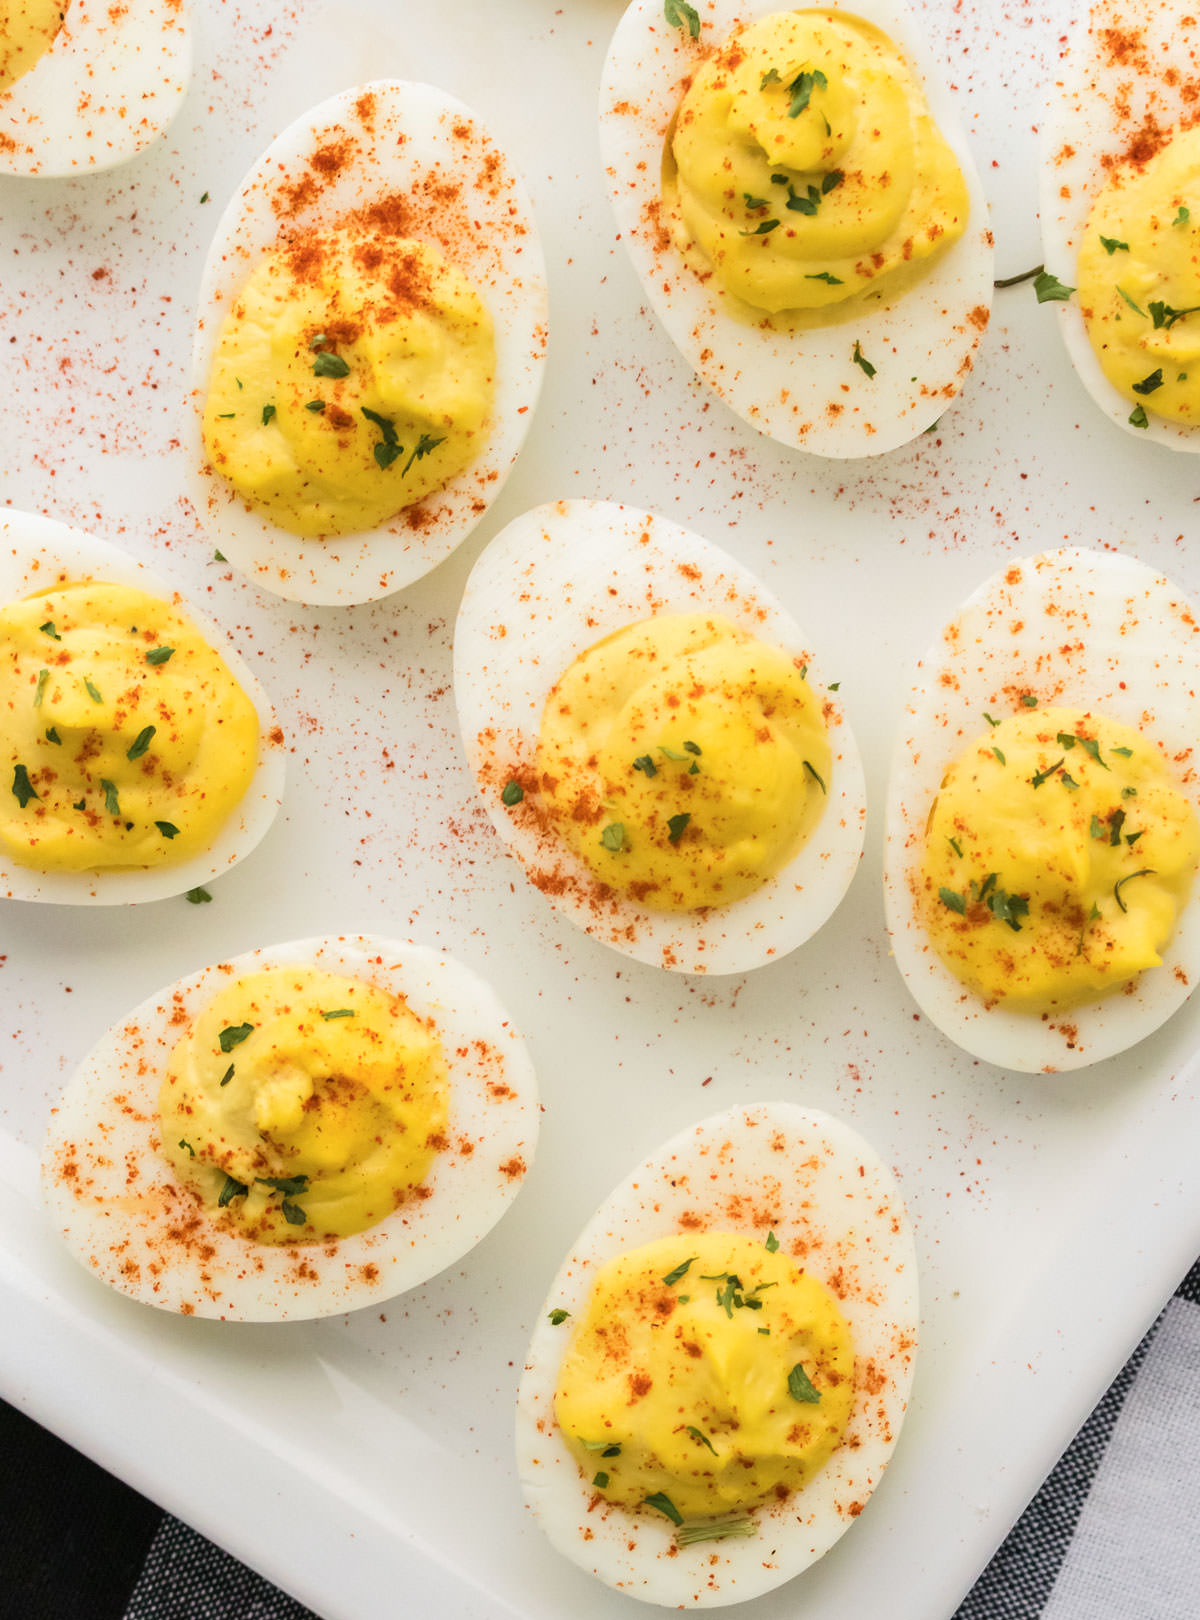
left=884, top=546, right=1200, bottom=1071
left=600, top=0, right=993, bottom=456
left=453, top=499, right=866, bottom=975
left=189, top=79, right=548, bottom=606
left=0, top=0, right=190, bottom=177
left=0, top=509, right=284, bottom=905
left=516, top=1101, right=917, bottom=1607
left=1040, top=1, right=1200, bottom=448
left=41, top=933, right=539, bottom=1321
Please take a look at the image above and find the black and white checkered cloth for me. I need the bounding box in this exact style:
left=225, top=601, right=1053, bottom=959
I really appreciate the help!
left=3, top=1258, right=1196, bottom=1620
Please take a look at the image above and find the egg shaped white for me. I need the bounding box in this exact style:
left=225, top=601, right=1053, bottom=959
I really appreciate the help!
left=599, top=0, right=993, bottom=457
left=1040, top=1, right=1200, bottom=450
left=0, top=0, right=190, bottom=177
left=516, top=1101, right=918, bottom=1607
left=0, top=509, right=284, bottom=906
left=188, top=79, right=548, bottom=606
left=453, top=499, right=866, bottom=975
left=41, top=933, right=539, bottom=1321
left=883, top=546, right=1200, bottom=1072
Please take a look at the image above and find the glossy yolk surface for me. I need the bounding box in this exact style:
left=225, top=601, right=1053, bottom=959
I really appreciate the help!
left=158, top=966, right=449, bottom=1244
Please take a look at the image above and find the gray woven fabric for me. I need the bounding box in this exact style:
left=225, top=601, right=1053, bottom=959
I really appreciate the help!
left=123, top=1518, right=319, bottom=1620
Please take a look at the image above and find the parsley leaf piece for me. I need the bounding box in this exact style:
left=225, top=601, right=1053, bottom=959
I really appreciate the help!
left=939, top=887, right=966, bottom=914
left=1031, top=757, right=1063, bottom=789
left=39, top=620, right=60, bottom=640
left=1090, top=813, right=1107, bottom=841
left=988, top=888, right=1029, bottom=932
left=785, top=183, right=822, bottom=215
left=1020, top=693, right=1038, bottom=707
left=1116, top=284, right=1145, bottom=316
left=218, top=1174, right=248, bottom=1207
left=213, top=550, right=227, bottom=563
left=280, top=1199, right=307, bottom=1225
left=765, top=1230, right=780, bottom=1252
left=984, top=712, right=1000, bottom=727
left=663, top=1257, right=696, bottom=1286
left=260, top=404, right=277, bottom=426
left=803, top=759, right=827, bottom=794
left=1077, top=735, right=1109, bottom=769
left=948, top=836, right=963, bottom=857
left=1034, top=270, right=1075, bottom=302
left=667, top=811, right=691, bottom=844
left=1133, top=369, right=1164, bottom=395
left=1174, top=205, right=1191, bottom=226
left=145, top=646, right=174, bottom=665
left=321, top=1008, right=355, bottom=1020
left=1109, top=809, right=1127, bottom=846
left=593, top=1471, right=609, bottom=1489
left=33, top=668, right=50, bottom=707
left=548, top=1308, right=570, bottom=1325
left=685, top=1426, right=717, bottom=1455
left=806, top=271, right=843, bottom=284
left=1113, top=747, right=1134, bottom=758
left=84, top=678, right=103, bottom=703
left=126, top=725, right=156, bottom=761
left=743, top=193, right=769, bottom=209
left=220, top=1065, right=235, bottom=1086
left=304, top=399, right=326, bottom=413
left=664, top=0, right=700, bottom=38
left=101, top=778, right=120, bottom=815
left=312, top=351, right=350, bottom=379
left=1129, top=404, right=1150, bottom=428
left=155, top=821, right=180, bottom=839
left=787, top=1363, right=821, bottom=1403
left=1127, top=829, right=1144, bottom=846
left=602, top=1443, right=621, bottom=1457
left=186, top=886, right=212, bottom=904
left=1099, top=235, right=1129, bottom=254
left=1114, top=868, right=1156, bottom=913
left=12, top=765, right=38, bottom=808
left=683, top=741, right=702, bottom=756
left=218, top=1023, right=254, bottom=1053
left=786, top=67, right=827, bottom=119
left=659, top=745, right=689, bottom=761
left=600, top=822, right=628, bottom=853
left=501, top=779, right=524, bottom=806
left=632, top=753, right=658, bottom=777
left=402, top=432, right=446, bottom=477
left=993, top=747, right=1006, bottom=765
left=675, top=1518, right=758, bottom=1548
left=852, top=340, right=876, bottom=378
left=642, top=1492, right=684, bottom=1526
left=760, top=68, right=782, bottom=88
left=178, top=1138, right=195, bottom=1157
left=260, top=1175, right=309, bottom=1197
left=742, top=218, right=780, bottom=235
left=44, top=727, right=61, bottom=745
left=1061, top=772, right=1080, bottom=789
left=822, top=169, right=844, bottom=193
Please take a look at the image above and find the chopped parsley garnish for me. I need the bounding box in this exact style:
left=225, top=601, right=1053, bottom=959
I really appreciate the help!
left=667, top=811, right=691, bottom=844
left=593, top=1472, right=609, bottom=1489
left=742, top=218, right=780, bottom=236
left=948, top=836, right=963, bottom=856
left=765, top=1231, right=780, bottom=1252
left=675, top=1518, right=758, bottom=1548
left=1129, top=404, right=1149, bottom=429
left=822, top=170, right=845, bottom=193
left=126, top=725, right=156, bottom=761
left=219, top=1065, right=235, bottom=1086
left=659, top=745, right=689, bottom=761
left=992, top=747, right=1006, bottom=765
left=213, top=550, right=227, bottom=563
left=217, top=412, right=236, bottom=420
left=178, top=1138, right=195, bottom=1157
left=803, top=760, right=827, bottom=794
left=280, top=1200, right=307, bottom=1225
left=1061, top=772, right=1079, bottom=789
left=1114, top=869, right=1156, bottom=913
left=261, top=404, right=276, bottom=426
left=1174, top=205, right=1190, bottom=226
left=101, top=779, right=120, bottom=815
left=786, top=183, right=822, bottom=216
left=664, top=0, right=700, bottom=38
left=1034, top=270, right=1075, bottom=303
left=361, top=406, right=401, bottom=468
left=642, top=1492, right=683, bottom=1526
left=1112, top=747, right=1133, bottom=758
left=199, top=191, right=210, bottom=204
left=305, top=399, right=326, bottom=412
left=662, top=1257, right=695, bottom=1286
left=402, top=432, right=446, bottom=477
left=1132, top=369, right=1164, bottom=395
left=600, top=822, right=628, bottom=853
left=1148, top=300, right=1200, bottom=330
left=761, top=68, right=782, bottom=88
left=1030, top=757, right=1063, bottom=788
left=501, top=779, right=524, bottom=806
left=218, top=1022, right=255, bottom=1053
left=786, top=67, right=827, bottom=119
left=806, top=271, right=843, bottom=284
left=632, top=753, right=658, bottom=777
left=218, top=1174, right=248, bottom=1207
left=984, top=712, right=1000, bottom=727
left=939, top=886, right=966, bottom=914
left=1116, top=285, right=1145, bottom=316
left=851, top=340, right=876, bottom=378
left=1122, top=785, right=1138, bottom=798
left=312, top=351, right=350, bottom=378
left=186, top=886, right=212, bottom=904
left=39, top=621, right=60, bottom=640
left=1127, top=830, right=1144, bottom=846
left=84, top=678, right=103, bottom=703
left=988, top=887, right=1029, bottom=931
left=1108, top=809, right=1127, bottom=846
left=145, top=646, right=174, bottom=665
left=155, top=821, right=180, bottom=839
left=685, top=1425, right=717, bottom=1454
left=1020, top=693, right=1038, bottom=707
left=828, top=680, right=841, bottom=690
left=743, top=193, right=769, bottom=209
left=33, top=668, right=49, bottom=707
left=12, top=765, right=38, bottom=808
left=1099, top=235, right=1129, bottom=254
left=321, top=1008, right=356, bottom=1020
left=683, top=741, right=701, bottom=756
left=548, top=1308, right=570, bottom=1325
left=44, top=728, right=61, bottom=745
left=787, top=1363, right=821, bottom=1403
left=260, top=1174, right=309, bottom=1202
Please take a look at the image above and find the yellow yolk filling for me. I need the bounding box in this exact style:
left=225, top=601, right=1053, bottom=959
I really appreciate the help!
left=1077, top=125, right=1200, bottom=425
left=202, top=229, right=495, bottom=538
left=921, top=706, right=1200, bottom=1009
left=554, top=1232, right=854, bottom=1520
left=158, top=966, right=449, bottom=1244
left=665, top=8, right=969, bottom=317
left=0, top=580, right=258, bottom=871
left=0, top=0, right=67, bottom=94
left=535, top=612, right=830, bottom=912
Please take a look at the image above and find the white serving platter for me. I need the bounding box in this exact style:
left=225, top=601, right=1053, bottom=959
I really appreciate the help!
left=1, top=2, right=1197, bottom=1619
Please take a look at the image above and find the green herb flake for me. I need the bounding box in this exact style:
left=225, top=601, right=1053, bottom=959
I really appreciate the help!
left=632, top=753, right=658, bottom=777
left=84, top=678, right=103, bottom=703
left=939, top=887, right=966, bottom=915
left=321, top=1008, right=355, bottom=1020
left=642, top=1492, right=684, bottom=1526
left=259, top=1175, right=309, bottom=1198
left=305, top=399, right=326, bottom=413
left=760, top=68, right=782, bottom=89
left=600, top=822, right=628, bottom=853
left=664, top=0, right=700, bottom=38
left=186, top=886, right=212, bottom=904
left=786, top=66, right=827, bottom=119
left=1061, top=772, right=1079, bottom=789
left=1112, top=746, right=1134, bottom=758
left=1108, top=809, right=1127, bottom=846
left=500, top=779, right=524, bottom=807
left=949, top=836, right=963, bottom=856
left=685, top=1425, right=717, bottom=1455
left=667, top=811, right=691, bottom=845
left=33, top=668, right=50, bottom=707
left=984, top=712, right=1000, bottom=727
left=1122, top=785, right=1138, bottom=798
left=765, top=1231, right=780, bottom=1252
left=126, top=724, right=156, bottom=761
left=1090, top=902, right=1102, bottom=921
left=1077, top=735, right=1109, bottom=770
left=12, top=765, right=38, bottom=808
left=213, top=550, right=227, bottom=563
left=1114, top=868, right=1156, bottom=913
left=806, top=271, right=843, bottom=284
left=662, top=1257, right=696, bottom=1287
left=548, top=1308, right=570, bottom=1325
left=786, top=182, right=822, bottom=215
left=803, top=759, right=827, bottom=794
left=851, top=340, right=876, bottom=378
left=787, top=1363, right=821, bottom=1403
left=1020, top=693, right=1038, bottom=707
left=1116, top=285, right=1145, bottom=316
left=178, top=1138, right=195, bottom=1157
left=199, top=191, right=210, bottom=204
left=261, top=404, right=276, bottom=426
left=312, top=351, right=350, bottom=379
left=742, top=218, right=780, bottom=236
left=44, top=728, right=61, bottom=745
left=39, top=621, right=60, bottom=640
left=743, top=193, right=769, bottom=209
left=675, top=1518, right=758, bottom=1548
left=1129, top=404, right=1150, bottom=428
left=1132, top=369, right=1164, bottom=395
left=1099, top=235, right=1129, bottom=254
left=593, top=1472, right=609, bottom=1490
left=1034, top=270, right=1075, bottom=303
left=219, top=1065, right=235, bottom=1087
left=993, top=747, right=1006, bottom=765
left=1030, top=757, right=1063, bottom=789
left=72, top=799, right=86, bottom=811
left=155, top=821, right=180, bottom=839
left=218, top=1022, right=255, bottom=1053
left=216, top=412, right=236, bottom=420
left=218, top=1174, right=248, bottom=1207
left=683, top=740, right=701, bottom=756
left=1127, top=829, right=1144, bottom=846
left=1174, top=205, right=1191, bottom=226
left=402, top=432, right=447, bottom=478
left=280, top=1200, right=307, bottom=1226
left=1148, top=300, right=1200, bottom=330
left=145, top=646, right=174, bottom=665
left=828, top=680, right=841, bottom=690
left=821, top=169, right=844, bottom=194
left=101, top=778, right=120, bottom=815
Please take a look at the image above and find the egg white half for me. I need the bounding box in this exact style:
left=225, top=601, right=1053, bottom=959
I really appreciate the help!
left=0, top=0, right=190, bottom=177
left=189, top=78, right=548, bottom=606
left=599, top=0, right=994, bottom=457
left=883, top=545, right=1200, bottom=1072
left=1040, top=0, right=1200, bottom=451
left=516, top=1101, right=918, bottom=1608
left=0, top=509, right=284, bottom=906
left=41, top=933, right=539, bottom=1322
left=453, top=499, right=866, bottom=975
